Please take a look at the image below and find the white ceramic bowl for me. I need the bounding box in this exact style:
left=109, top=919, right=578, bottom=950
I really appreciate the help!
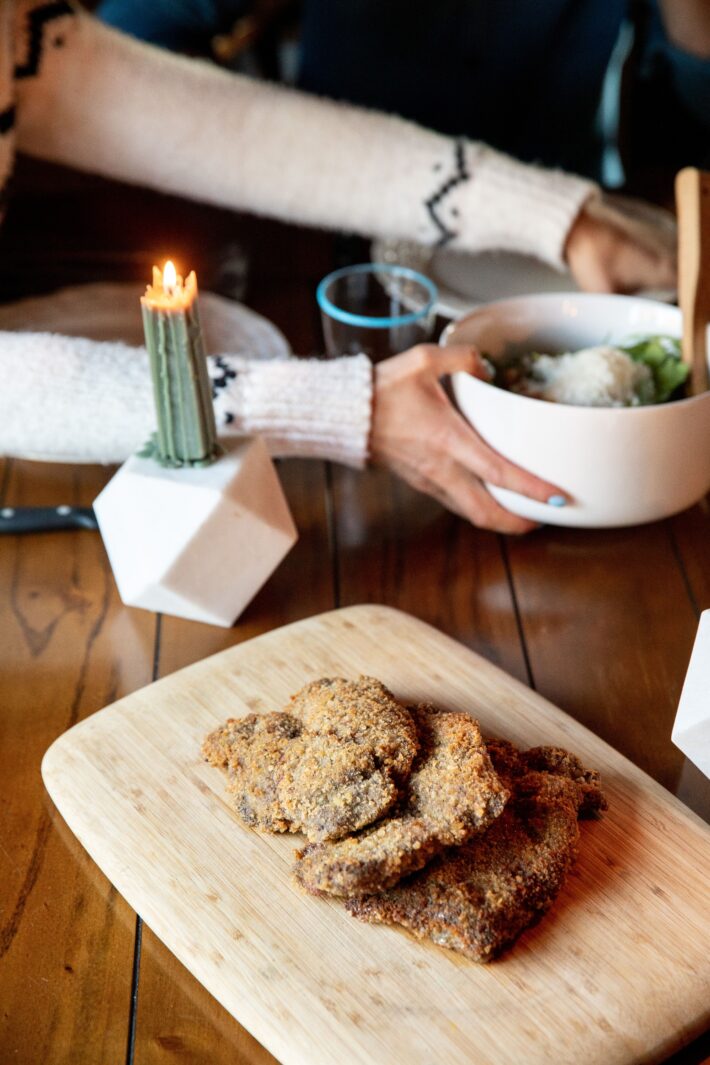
left=442, top=293, right=710, bottom=528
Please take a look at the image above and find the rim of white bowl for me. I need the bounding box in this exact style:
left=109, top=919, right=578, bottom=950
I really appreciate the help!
left=440, top=292, right=709, bottom=414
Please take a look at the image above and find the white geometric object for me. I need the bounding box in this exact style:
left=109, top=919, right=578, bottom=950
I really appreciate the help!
left=672, top=609, right=710, bottom=779
left=94, top=437, right=297, bottom=627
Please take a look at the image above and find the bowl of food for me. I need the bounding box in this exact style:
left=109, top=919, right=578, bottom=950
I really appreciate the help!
left=441, top=293, right=710, bottom=528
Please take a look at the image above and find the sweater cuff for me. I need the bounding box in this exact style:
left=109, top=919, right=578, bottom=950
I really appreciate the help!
left=454, top=145, right=599, bottom=270
left=219, top=354, right=373, bottom=468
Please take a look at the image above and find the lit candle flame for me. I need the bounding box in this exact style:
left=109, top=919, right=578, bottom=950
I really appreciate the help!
left=163, top=260, right=177, bottom=293
left=143, top=262, right=197, bottom=310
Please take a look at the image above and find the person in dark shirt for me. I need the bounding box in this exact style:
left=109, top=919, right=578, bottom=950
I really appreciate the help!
left=98, top=0, right=710, bottom=191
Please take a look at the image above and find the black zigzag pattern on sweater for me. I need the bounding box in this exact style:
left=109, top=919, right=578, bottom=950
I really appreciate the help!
left=425, top=140, right=470, bottom=246
left=210, top=356, right=238, bottom=398
left=0, top=106, right=16, bottom=135
left=210, top=357, right=238, bottom=424
left=14, top=1, right=73, bottom=80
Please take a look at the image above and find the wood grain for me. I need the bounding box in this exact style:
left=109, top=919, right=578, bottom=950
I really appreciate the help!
left=0, top=460, right=154, bottom=1063
left=671, top=500, right=710, bottom=612
left=332, top=464, right=529, bottom=683
left=676, top=167, right=710, bottom=394
left=504, top=522, right=710, bottom=823
left=128, top=223, right=335, bottom=1064
left=2, top=164, right=709, bottom=1063
left=131, top=460, right=330, bottom=1065
left=666, top=503, right=710, bottom=817
left=42, top=606, right=710, bottom=1065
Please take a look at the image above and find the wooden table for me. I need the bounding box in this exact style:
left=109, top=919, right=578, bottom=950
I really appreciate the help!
left=1, top=164, right=709, bottom=1064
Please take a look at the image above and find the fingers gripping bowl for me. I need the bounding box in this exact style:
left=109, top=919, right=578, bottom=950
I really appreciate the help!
left=442, top=294, right=710, bottom=528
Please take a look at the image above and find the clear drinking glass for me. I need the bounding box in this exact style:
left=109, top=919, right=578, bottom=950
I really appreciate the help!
left=317, top=263, right=438, bottom=362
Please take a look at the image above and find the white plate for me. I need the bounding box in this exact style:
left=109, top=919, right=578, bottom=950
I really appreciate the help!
left=372, top=243, right=583, bottom=318
left=0, top=282, right=291, bottom=359
left=373, top=196, right=676, bottom=318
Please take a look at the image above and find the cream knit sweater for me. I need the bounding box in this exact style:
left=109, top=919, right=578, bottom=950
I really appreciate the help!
left=0, top=0, right=596, bottom=467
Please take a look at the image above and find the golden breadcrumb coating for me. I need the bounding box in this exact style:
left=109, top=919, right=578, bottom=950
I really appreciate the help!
left=202, top=677, right=417, bottom=842
left=202, top=712, right=302, bottom=833
left=347, top=739, right=606, bottom=961
left=293, top=704, right=509, bottom=896
left=286, top=676, right=418, bottom=781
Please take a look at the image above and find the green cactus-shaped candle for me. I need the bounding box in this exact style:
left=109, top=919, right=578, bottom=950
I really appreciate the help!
left=140, top=262, right=220, bottom=468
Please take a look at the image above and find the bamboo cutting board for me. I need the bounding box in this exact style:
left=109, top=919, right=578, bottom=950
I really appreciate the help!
left=41, top=606, right=710, bottom=1065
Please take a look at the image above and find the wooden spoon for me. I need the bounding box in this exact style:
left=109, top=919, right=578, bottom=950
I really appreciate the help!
left=675, top=167, right=710, bottom=395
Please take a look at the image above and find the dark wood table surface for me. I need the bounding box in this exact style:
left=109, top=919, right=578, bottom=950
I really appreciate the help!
left=1, top=163, right=709, bottom=1065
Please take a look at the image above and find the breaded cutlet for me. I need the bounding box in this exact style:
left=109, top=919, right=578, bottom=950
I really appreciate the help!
left=293, top=704, right=509, bottom=897
left=202, top=677, right=418, bottom=843
left=347, top=739, right=607, bottom=961
left=286, top=676, right=418, bottom=781
left=202, top=712, right=303, bottom=833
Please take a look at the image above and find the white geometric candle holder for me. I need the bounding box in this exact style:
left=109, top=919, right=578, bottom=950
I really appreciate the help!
left=94, top=436, right=297, bottom=627
left=672, top=609, right=710, bottom=779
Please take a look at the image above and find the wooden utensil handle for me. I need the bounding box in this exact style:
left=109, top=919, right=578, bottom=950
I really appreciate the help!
left=676, top=167, right=710, bottom=395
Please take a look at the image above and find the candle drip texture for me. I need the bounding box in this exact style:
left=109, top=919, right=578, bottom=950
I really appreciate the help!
left=141, top=269, right=220, bottom=468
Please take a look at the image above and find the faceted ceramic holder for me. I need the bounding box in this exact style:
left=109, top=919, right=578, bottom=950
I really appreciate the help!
left=672, top=609, right=710, bottom=779
left=94, top=437, right=297, bottom=627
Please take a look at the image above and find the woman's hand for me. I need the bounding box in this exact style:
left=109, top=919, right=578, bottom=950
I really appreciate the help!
left=565, top=202, right=677, bottom=294
left=370, top=344, right=568, bottom=534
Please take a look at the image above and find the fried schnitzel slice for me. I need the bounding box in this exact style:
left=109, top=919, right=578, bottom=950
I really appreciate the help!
left=486, top=738, right=606, bottom=817
left=202, top=712, right=303, bottom=833
left=287, top=676, right=418, bottom=781
left=202, top=677, right=417, bottom=842
left=276, top=734, right=400, bottom=842
left=294, top=705, right=509, bottom=896
left=347, top=740, right=606, bottom=961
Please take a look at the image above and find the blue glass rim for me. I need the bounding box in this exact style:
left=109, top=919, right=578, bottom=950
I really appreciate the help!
left=316, top=263, right=438, bottom=329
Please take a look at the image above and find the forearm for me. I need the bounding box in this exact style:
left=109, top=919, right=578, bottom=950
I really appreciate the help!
left=0, top=331, right=372, bottom=466
left=658, top=0, right=710, bottom=59
left=14, top=4, right=595, bottom=267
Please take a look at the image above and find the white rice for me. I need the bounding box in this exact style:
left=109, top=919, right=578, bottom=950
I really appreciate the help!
left=521, top=345, right=652, bottom=407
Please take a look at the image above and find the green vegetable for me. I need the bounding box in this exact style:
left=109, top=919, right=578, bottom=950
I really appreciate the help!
left=620, top=335, right=689, bottom=404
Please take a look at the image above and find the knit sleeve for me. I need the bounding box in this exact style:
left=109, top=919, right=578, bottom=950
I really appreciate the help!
left=0, top=330, right=373, bottom=467
left=13, top=3, right=597, bottom=269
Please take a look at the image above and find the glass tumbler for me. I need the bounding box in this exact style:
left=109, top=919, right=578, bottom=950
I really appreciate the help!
left=317, top=263, right=438, bottom=362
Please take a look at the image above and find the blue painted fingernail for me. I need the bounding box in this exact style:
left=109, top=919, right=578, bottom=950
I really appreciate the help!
left=546, top=494, right=567, bottom=507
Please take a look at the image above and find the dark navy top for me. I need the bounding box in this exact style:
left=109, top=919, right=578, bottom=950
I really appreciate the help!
left=98, top=0, right=710, bottom=182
